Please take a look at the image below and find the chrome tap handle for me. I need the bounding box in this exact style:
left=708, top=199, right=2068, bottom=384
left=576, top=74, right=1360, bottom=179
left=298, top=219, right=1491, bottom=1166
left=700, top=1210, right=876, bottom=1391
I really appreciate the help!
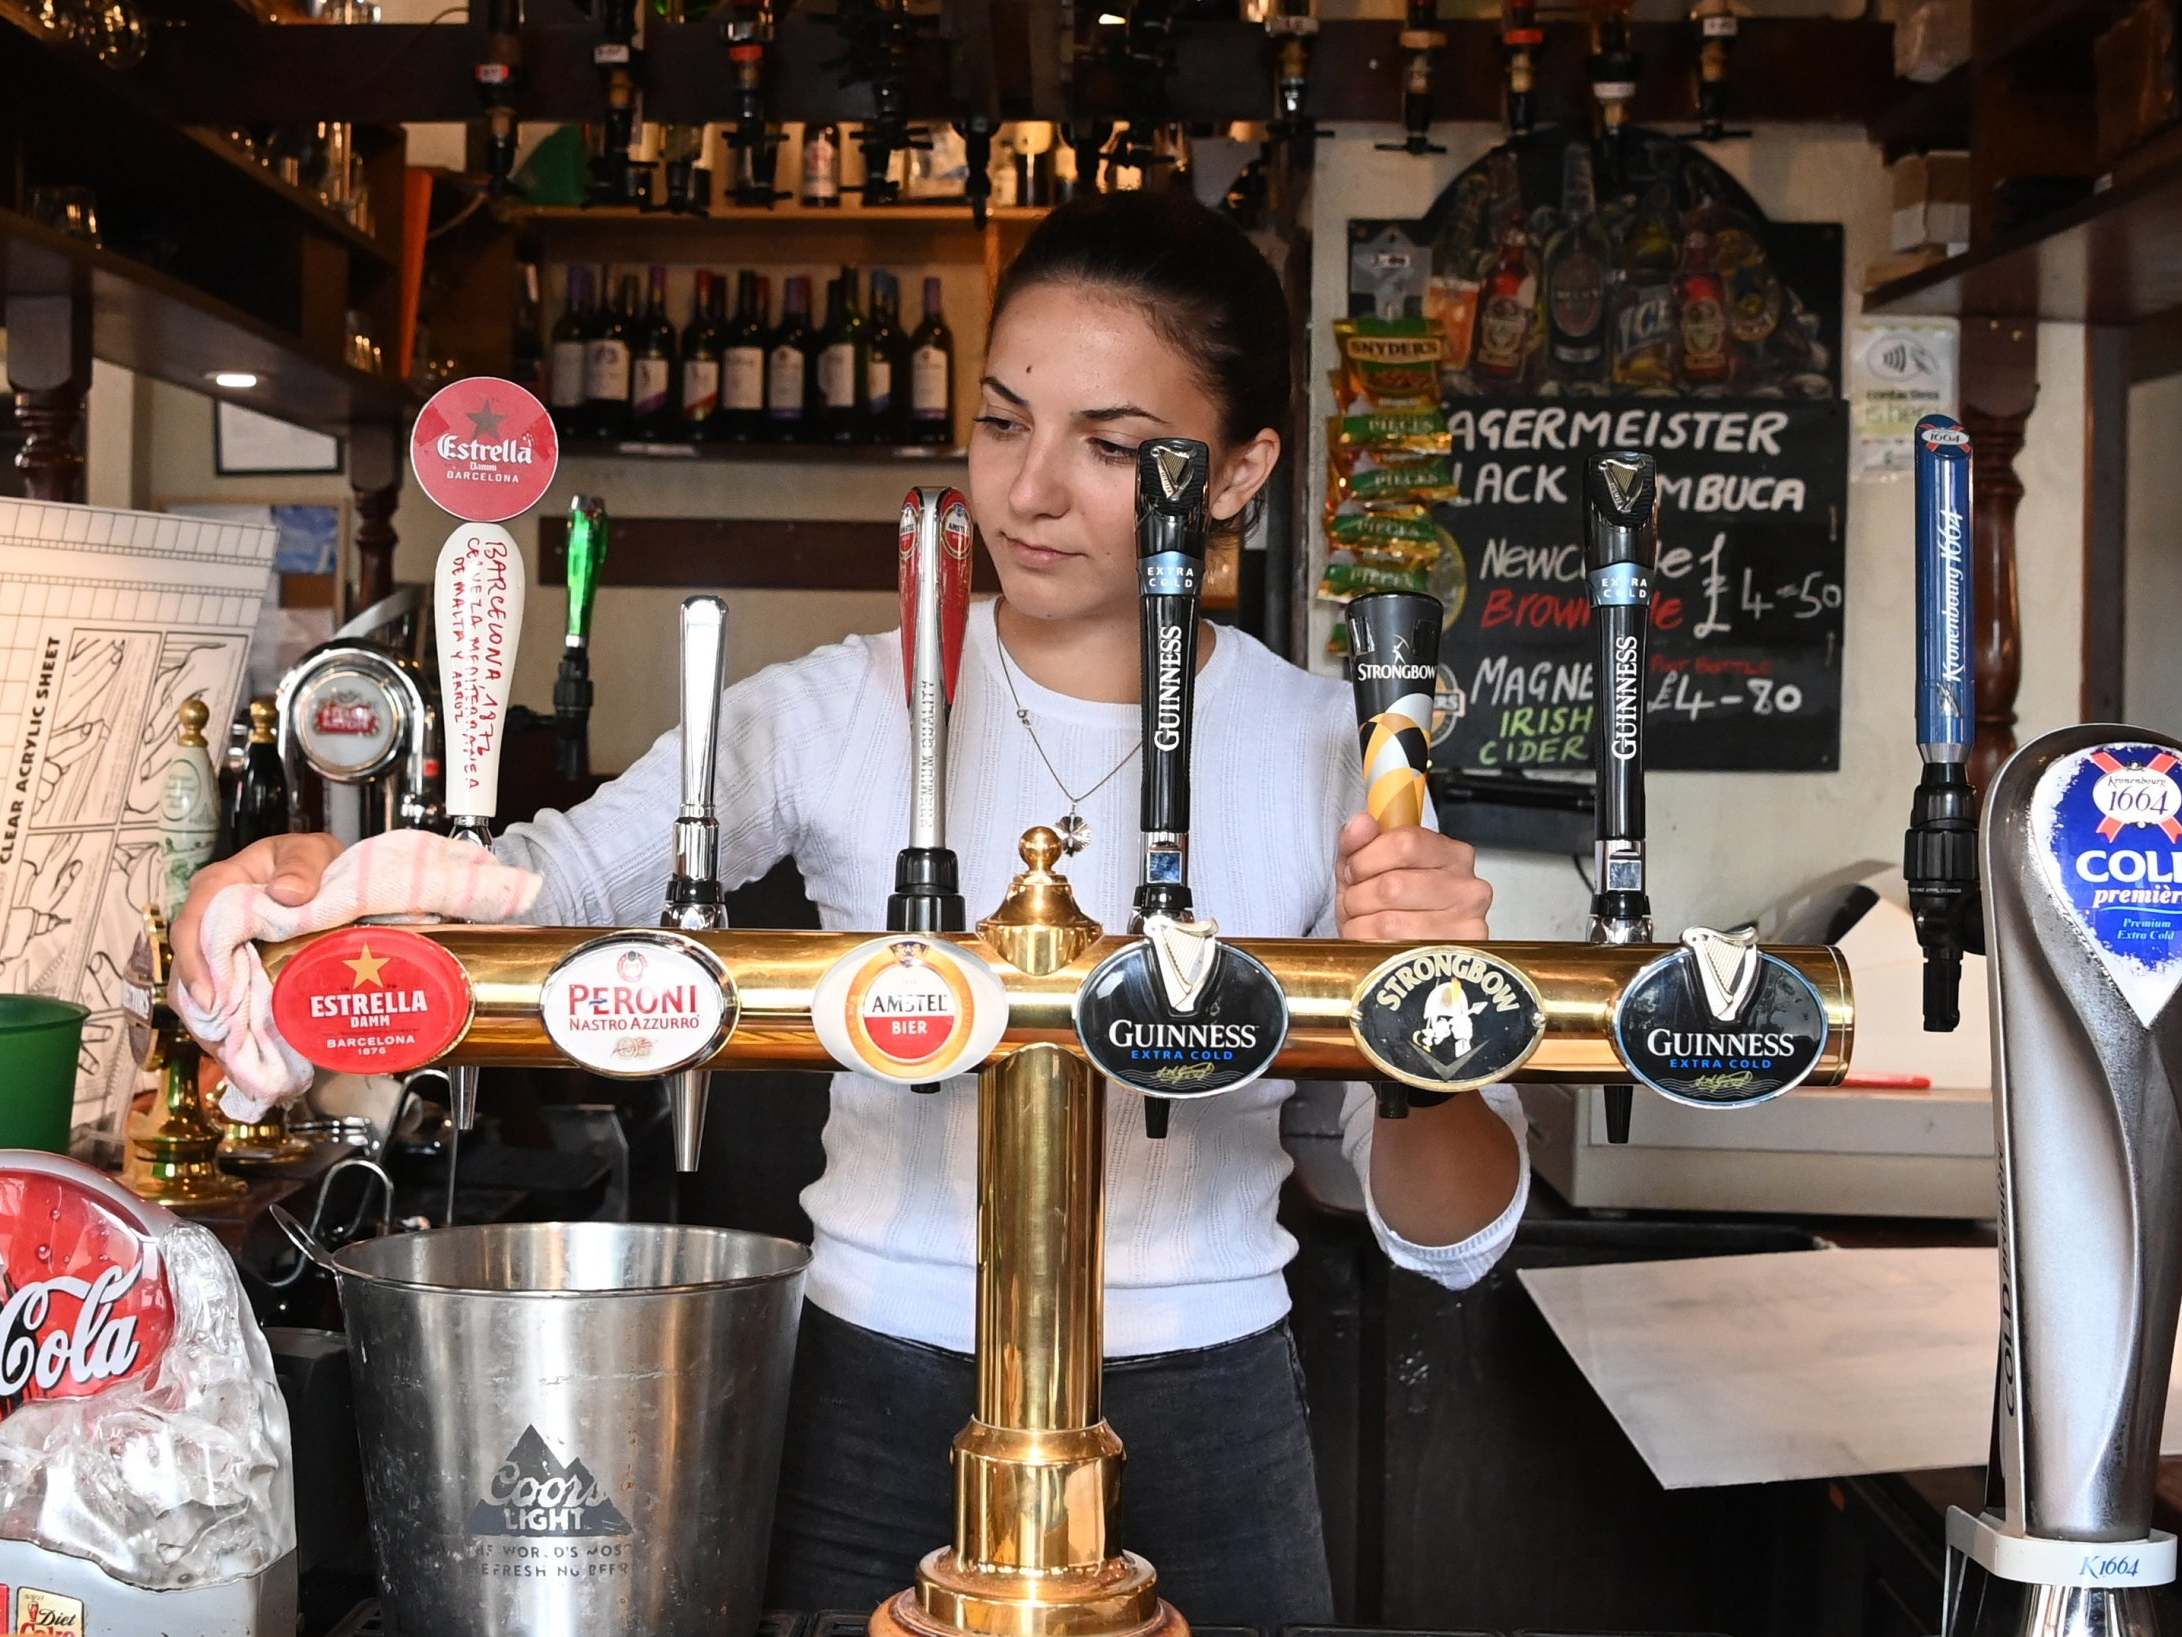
left=669, top=594, right=729, bottom=908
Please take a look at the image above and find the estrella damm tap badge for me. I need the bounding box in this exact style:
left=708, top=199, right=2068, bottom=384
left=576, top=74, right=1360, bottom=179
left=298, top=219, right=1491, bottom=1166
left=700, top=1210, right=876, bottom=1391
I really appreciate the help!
left=539, top=932, right=738, bottom=1078
left=270, top=925, right=475, bottom=1075
left=1348, top=946, right=1546, bottom=1091
left=810, top=936, right=1009, bottom=1084
left=2034, top=740, right=2182, bottom=1026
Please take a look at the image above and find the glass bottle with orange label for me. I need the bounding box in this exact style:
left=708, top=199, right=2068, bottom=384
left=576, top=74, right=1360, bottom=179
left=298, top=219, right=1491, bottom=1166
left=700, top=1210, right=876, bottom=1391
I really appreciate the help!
left=1472, top=215, right=1537, bottom=385
left=1675, top=228, right=1732, bottom=388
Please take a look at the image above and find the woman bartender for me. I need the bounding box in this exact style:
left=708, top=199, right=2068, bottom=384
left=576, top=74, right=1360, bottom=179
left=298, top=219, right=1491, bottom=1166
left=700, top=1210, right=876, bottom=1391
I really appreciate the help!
left=172, top=188, right=1526, bottom=1629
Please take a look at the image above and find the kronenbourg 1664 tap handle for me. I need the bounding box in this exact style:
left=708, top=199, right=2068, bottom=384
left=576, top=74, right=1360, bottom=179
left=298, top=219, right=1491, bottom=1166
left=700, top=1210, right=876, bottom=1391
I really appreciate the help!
left=1584, top=450, right=1659, bottom=1147
left=1906, top=413, right=1982, bottom=1032
left=434, top=525, right=527, bottom=843
left=1134, top=436, right=1211, bottom=928
left=1939, top=725, right=2182, bottom=1637
left=661, top=594, right=730, bottom=1173
left=889, top=486, right=972, bottom=934
left=1346, top=591, right=1447, bottom=1119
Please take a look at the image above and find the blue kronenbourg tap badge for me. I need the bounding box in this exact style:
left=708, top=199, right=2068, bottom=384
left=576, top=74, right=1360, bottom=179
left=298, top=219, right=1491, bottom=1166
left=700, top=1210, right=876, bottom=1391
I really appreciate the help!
left=2035, top=740, right=2182, bottom=1026
left=1913, top=413, right=1973, bottom=760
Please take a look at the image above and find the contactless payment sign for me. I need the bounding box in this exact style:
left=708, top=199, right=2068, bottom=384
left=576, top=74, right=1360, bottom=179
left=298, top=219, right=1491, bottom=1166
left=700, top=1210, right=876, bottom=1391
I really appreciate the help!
left=540, top=933, right=736, bottom=1078
left=810, top=936, right=1008, bottom=1084
left=2035, top=741, right=2182, bottom=1025
left=271, top=926, right=475, bottom=1074
left=411, top=376, right=558, bottom=522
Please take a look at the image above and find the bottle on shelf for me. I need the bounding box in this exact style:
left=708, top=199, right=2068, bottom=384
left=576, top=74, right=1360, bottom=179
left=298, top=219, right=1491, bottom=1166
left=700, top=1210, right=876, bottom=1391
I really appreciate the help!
left=907, top=275, right=954, bottom=446
left=721, top=269, right=767, bottom=443
left=631, top=264, right=678, bottom=438
left=867, top=269, right=906, bottom=445
left=223, top=697, right=289, bottom=855
left=549, top=266, right=595, bottom=436
left=766, top=274, right=815, bottom=443
left=513, top=260, right=545, bottom=402
left=1674, top=228, right=1732, bottom=388
left=1543, top=143, right=1611, bottom=385
left=1610, top=181, right=1679, bottom=389
left=584, top=271, right=639, bottom=441
left=816, top=267, right=868, bottom=444
left=1472, top=214, right=1536, bottom=385
left=802, top=123, right=841, bottom=209
left=681, top=269, right=724, bottom=439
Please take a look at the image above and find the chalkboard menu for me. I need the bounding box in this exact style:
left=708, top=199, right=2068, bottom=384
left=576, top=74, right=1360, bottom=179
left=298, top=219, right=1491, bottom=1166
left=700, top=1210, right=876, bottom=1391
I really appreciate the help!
left=1436, top=398, right=1845, bottom=773
left=1337, top=129, right=1849, bottom=778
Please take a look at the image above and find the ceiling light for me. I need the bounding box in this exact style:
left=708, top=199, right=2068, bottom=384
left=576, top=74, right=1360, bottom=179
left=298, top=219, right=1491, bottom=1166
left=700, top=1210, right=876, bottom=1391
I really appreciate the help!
left=210, top=371, right=258, bottom=390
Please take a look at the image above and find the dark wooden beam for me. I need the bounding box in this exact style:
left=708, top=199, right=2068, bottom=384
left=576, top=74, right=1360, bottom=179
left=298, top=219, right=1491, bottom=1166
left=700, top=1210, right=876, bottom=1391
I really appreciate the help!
left=2082, top=324, right=2127, bottom=722
left=1961, top=318, right=2038, bottom=796
left=538, top=514, right=1002, bottom=593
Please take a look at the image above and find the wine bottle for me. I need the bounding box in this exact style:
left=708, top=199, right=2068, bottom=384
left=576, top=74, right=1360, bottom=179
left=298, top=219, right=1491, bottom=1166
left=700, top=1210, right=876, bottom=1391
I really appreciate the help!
left=584, top=271, right=638, bottom=441
left=866, top=269, right=906, bottom=445
left=512, top=260, right=545, bottom=402
left=631, top=263, right=677, bottom=437
left=225, top=696, right=289, bottom=853
left=907, top=275, right=954, bottom=446
left=766, top=275, right=815, bottom=443
left=681, top=269, right=723, bottom=439
left=721, top=270, right=766, bottom=444
left=549, top=266, right=594, bottom=435
left=816, top=267, right=868, bottom=445
left=802, top=122, right=840, bottom=208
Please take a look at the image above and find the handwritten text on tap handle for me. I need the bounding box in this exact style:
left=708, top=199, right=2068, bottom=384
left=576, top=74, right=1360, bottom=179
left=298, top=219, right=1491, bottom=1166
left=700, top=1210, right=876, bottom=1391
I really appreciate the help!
left=444, top=532, right=514, bottom=797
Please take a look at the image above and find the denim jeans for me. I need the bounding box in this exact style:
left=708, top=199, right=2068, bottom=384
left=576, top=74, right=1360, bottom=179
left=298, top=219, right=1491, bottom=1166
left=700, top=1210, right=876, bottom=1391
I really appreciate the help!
left=764, top=1302, right=1336, bottom=1630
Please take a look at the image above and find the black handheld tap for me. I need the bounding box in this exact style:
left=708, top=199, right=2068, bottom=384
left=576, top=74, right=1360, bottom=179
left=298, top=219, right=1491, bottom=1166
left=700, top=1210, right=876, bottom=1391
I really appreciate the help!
left=1134, top=437, right=1211, bottom=932
left=1584, top=452, right=1660, bottom=1145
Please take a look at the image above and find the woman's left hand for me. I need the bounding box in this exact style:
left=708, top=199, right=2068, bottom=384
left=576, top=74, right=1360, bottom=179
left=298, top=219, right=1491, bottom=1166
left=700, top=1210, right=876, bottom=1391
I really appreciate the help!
left=1335, top=814, right=1493, bottom=942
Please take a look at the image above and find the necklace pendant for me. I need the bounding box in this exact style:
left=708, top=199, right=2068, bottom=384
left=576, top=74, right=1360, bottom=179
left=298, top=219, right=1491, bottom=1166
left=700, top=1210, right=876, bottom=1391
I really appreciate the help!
left=1057, top=812, right=1092, bottom=856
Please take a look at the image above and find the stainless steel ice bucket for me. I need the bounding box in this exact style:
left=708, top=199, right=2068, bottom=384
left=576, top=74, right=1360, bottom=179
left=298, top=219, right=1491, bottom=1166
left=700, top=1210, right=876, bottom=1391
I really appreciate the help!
left=328, top=1222, right=809, bottom=1637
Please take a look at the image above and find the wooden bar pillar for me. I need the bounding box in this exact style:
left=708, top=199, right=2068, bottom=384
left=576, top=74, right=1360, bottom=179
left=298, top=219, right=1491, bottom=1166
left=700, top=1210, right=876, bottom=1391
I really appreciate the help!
left=1960, top=318, right=2037, bottom=797
left=349, top=421, right=403, bottom=614
left=6, top=288, right=92, bottom=504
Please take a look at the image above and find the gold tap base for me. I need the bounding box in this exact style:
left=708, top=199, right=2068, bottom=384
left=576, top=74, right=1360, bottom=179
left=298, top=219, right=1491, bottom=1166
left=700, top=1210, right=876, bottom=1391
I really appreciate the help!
left=122, top=1061, right=245, bottom=1209
left=874, top=1550, right=1180, bottom=1637
left=220, top=1114, right=311, bottom=1163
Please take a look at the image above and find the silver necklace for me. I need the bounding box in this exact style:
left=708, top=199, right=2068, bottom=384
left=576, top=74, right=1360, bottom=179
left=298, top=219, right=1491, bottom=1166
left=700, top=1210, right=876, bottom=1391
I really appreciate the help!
left=995, top=640, right=1140, bottom=856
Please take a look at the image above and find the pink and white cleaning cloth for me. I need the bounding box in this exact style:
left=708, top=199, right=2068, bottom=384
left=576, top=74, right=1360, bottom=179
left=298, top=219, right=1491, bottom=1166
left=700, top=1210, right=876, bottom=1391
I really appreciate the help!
left=171, top=829, right=542, bottom=1121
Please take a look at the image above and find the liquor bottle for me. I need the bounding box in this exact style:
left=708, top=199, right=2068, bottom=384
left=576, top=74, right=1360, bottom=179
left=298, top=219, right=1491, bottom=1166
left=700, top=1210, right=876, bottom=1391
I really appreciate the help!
left=1472, top=216, right=1536, bottom=385
left=1542, top=143, right=1611, bottom=384
left=1610, top=181, right=1679, bottom=389
left=1675, top=228, right=1732, bottom=388
left=766, top=275, right=815, bottom=443
left=512, top=260, right=545, bottom=402
left=584, top=271, right=638, bottom=441
left=160, top=699, right=220, bottom=923
left=907, top=276, right=954, bottom=446
left=630, top=264, right=677, bottom=437
left=816, top=267, right=868, bottom=444
left=224, top=697, right=289, bottom=854
left=681, top=269, right=723, bottom=439
left=866, top=270, right=906, bottom=444
left=721, top=270, right=766, bottom=443
left=549, top=266, right=594, bottom=435
left=802, top=123, right=840, bottom=208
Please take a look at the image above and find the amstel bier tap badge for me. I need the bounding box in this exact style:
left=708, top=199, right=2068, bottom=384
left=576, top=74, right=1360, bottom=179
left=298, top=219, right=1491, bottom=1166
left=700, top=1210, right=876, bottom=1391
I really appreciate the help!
left=539, top=933, right=737, bottom=1079
left=1348, top=945, right=1546, bottom=1091
left=270, top=925, right=475, bottom=1075
left=810, top=936, right=1008, bottom=1085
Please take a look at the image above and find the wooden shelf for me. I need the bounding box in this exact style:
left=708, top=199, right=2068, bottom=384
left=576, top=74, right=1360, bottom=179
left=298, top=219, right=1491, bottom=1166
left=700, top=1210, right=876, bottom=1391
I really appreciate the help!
left=561, top=436, right=966, bottom=462
left=0, top=206, right=410, bottom=433
left=1869, top=67, right=1971, bottom=160
left=1863, top=147, right=2182, bottom=321
left=1976, top=0, right=2133, bottom=70
left=177, top=127, right=396, bottom=268
left=512, top=205, right=1046, bottom=229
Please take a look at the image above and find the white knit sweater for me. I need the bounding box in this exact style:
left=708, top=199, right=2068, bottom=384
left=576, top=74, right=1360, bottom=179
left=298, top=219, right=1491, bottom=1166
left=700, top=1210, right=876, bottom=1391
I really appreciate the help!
left=497, top=600, right=1529, bottom=1356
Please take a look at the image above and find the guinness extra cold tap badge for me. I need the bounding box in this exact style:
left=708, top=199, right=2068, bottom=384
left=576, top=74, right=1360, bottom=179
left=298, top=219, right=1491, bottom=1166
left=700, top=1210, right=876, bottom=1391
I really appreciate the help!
left=1349, top=946, right=1546, bottom=1091
left=1075, top=917, right=1289, bottom=1098
left=1612, top=925, right=1829, bottom=1107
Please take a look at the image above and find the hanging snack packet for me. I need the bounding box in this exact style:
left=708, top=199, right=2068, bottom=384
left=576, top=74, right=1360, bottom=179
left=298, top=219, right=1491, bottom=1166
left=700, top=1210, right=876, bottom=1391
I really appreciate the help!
left=1327, top=410, right=1452, bottom=457
left=1333, top=317, right=1446, bottom=409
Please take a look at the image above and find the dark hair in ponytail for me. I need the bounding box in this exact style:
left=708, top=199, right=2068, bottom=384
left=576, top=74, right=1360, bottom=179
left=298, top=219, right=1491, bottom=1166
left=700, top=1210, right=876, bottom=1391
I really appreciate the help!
left=990, top=190, right=1291, bottom=449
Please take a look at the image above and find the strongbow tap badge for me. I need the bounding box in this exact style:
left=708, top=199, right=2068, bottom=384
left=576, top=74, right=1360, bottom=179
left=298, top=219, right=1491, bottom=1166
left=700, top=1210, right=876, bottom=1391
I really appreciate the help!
left=540, top=934, right=737, bottom=1077
left=811, top=937, right=1009, bottom=1085
left=2035, top=742, right=2182, bottom=1025
left=1349, top=946, right=1546, bottom=1091
left=271, top=926, right=475, bottom=1074
left=410, top=376, right=559, bottom=523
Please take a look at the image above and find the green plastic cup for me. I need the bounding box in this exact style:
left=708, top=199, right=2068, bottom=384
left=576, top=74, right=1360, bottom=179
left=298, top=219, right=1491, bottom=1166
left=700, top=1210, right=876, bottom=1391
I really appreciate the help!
left=0, top=995, right=88, bottom=1154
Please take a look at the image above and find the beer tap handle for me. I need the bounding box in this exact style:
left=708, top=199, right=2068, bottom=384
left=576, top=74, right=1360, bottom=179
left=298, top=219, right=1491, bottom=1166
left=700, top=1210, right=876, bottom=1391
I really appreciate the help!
left=1133, top=437, right=1211, bottom=930
left=555, top=494, right=607, bottom=784
left=662, top=595, right=729, bottom=1172
left=889, top=488, right=971, bottom=933
left=1584, top=452, right=1659, bottom=1146
left=1905, top=414, right=1983, bottom=1032
left=1346, top=591, right=1448, bottom=1119
left=435, top=525, right=526, bottom=1135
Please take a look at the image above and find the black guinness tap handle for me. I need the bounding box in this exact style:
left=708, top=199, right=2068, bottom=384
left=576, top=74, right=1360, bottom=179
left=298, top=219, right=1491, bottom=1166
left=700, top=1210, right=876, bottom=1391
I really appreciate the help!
left=1585, top=451, right=1659, bottom=1148
left=1134, top=436, right=1211, bottom=927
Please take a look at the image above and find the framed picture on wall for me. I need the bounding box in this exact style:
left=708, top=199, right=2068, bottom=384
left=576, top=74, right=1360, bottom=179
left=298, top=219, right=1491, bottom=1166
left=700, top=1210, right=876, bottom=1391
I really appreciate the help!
left=213, top=400, right=344, bottom=476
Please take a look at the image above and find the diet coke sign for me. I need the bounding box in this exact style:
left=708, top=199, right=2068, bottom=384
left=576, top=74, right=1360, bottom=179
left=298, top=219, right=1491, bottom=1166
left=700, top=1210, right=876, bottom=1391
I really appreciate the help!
left=0, top=1157, right=175, bottom=1419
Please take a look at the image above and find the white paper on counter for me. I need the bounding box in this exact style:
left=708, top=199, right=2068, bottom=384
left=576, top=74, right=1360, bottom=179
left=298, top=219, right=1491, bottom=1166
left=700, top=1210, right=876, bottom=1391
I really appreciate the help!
left=1519, top=1246, right=2182, bottom=1490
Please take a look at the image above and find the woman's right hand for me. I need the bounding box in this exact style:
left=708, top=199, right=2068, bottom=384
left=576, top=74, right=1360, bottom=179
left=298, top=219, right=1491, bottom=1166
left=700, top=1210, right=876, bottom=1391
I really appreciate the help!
left=170, top=832, right=344, bottom=1011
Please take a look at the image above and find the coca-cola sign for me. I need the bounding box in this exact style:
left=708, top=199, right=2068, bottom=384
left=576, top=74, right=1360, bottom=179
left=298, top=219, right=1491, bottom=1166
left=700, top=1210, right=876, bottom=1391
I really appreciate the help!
left=0, top=1158, right=176, bottom=1420
left=410, top=376, right=559, bottom=523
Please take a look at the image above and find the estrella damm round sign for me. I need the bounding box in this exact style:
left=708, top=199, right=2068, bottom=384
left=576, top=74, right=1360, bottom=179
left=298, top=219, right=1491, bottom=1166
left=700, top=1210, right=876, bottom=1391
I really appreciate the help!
left=809, top=936, right=1009, bottom=1085
left=270, top=925, right=475, bottom=1075
left=1348, top=945, right=1546, bottom=1091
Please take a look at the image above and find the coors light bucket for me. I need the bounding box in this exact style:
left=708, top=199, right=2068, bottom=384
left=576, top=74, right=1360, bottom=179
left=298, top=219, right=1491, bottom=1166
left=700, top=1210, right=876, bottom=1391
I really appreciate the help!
left=0, top=1151, right=297, bottom=1631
